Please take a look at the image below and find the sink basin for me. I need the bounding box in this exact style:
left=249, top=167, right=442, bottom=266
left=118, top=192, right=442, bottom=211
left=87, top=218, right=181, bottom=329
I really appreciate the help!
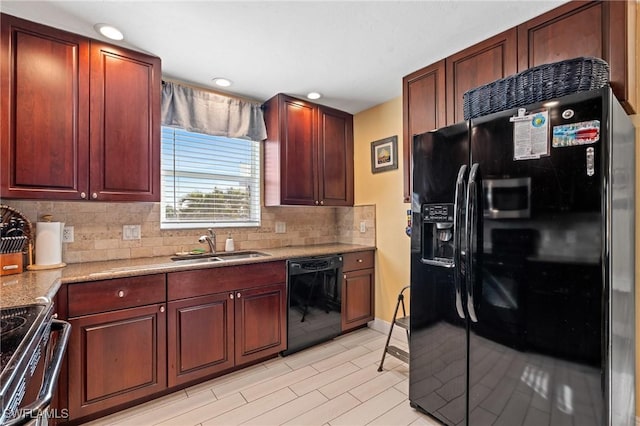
left=170, top=251, right=270, bottom=262
left=215, top=251, right=270, bottom=261
left=171, top=256, right=225, bottom=265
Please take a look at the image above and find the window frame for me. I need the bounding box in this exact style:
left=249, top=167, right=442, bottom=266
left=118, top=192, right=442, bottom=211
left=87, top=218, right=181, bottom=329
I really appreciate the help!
left=160, top=126, right=262, bottom=230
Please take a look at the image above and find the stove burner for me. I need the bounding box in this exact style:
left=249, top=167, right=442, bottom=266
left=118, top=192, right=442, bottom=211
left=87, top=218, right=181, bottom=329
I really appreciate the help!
left=1, top=315, right=27, bottom=334
left=0, top=305, right=46, bottom=372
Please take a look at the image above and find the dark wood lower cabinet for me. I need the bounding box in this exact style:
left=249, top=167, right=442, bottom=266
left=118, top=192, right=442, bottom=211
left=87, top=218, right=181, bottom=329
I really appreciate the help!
left=167, top=282, right=287, bottom=387
left=234, top=283, right=287, bottom=365
left=68, top=303, right=166, bottom=419
left=341, top=250, right=375, bottom=332
left=342, top=268, right=375, bottom=332
left=167, top=293, right=234, bottom=387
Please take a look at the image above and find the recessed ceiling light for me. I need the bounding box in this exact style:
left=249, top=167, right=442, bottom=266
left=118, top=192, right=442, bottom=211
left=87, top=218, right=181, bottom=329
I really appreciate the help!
left=213, top=78, right=232, bottom=87
left=307, top=92, right=322, bottom=100
left=94, top=23, right=124, bottom=41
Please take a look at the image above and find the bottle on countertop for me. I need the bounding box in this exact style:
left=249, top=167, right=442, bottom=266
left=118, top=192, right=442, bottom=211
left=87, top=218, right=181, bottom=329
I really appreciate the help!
left=225, top=234, right=234, bottom=252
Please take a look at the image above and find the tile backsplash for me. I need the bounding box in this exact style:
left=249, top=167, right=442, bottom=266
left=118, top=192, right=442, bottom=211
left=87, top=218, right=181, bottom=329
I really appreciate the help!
left=5, top=201, right=375, bottom=264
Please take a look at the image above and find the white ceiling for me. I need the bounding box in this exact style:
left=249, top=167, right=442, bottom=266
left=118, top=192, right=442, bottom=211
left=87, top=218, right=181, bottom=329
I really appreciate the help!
left=1, top=0, right=569, bottom=114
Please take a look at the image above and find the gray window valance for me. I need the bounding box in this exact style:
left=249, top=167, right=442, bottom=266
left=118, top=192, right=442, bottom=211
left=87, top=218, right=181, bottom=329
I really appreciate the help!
left=161, top=81, right=267, bottom=141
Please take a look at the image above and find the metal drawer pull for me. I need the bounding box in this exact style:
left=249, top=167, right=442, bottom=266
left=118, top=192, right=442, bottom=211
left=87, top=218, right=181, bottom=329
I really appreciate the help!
left=160, top=306, right=165, bottom=313
left=230, top=293, right=234, bottom=299
left=237, top=292, right=241, bottom=298
left=118, top=290, right=125, bottom=298
left=2, top=264, right=18, bottom=270
left=357, top=259, right=363, bottom=263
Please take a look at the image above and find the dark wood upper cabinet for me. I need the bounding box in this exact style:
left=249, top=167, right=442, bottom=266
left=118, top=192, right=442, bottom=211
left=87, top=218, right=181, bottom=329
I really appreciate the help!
left=402, top=0, right=636, bottom=202
left=402, top=61, right=446, bottom=203
left=0, top=13, right=161, bottom=201
left=264, top=94, right=354, bottom=207
left=317, top=105, right=354, bottom=206
left=0, top=14, right=89, bottom=199
left=445, top=28, right=518, bottom=125
left=89, top=41, right=161, bottom=201
left=517, top=0, right=636, bottom=114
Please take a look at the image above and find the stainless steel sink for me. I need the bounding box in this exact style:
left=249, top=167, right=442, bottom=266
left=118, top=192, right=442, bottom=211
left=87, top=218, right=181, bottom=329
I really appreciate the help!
left=215, top=251, right=270, bottom=261
left=170, top=251, right=270, bottom=262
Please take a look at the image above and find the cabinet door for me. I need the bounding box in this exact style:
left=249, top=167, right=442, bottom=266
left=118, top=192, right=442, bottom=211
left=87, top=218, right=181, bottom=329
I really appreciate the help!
left=68, top=303, right=166, bottom=419
left=517, top=1, right=635, bottom=113
left=342, top=268, right=375, bottom=332
left=317, top=106, right=353, bottom=206
left=89, top=41, right=160, bottom=201
left=446, top=28, right=517, bottom=124
left=402, top=60, right=445, bottom=203
left=235, top=283, right=286, bottom=365
left=0, top=14, right=89, bottom=199
left=168, top=293, right=235, bottom=387
left=279, top=96, right=317, bottom=205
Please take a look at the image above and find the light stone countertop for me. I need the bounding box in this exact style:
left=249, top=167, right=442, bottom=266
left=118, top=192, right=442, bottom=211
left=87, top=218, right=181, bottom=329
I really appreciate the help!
left=0, top=243, right=375, bottom=308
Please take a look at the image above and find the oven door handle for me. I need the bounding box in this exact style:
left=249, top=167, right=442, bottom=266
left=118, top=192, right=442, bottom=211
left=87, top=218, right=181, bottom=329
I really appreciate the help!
left=5, top=319, right=71, bottom=426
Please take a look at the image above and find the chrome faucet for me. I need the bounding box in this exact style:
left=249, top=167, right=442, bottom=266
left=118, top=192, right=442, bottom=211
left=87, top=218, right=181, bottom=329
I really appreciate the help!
left=198, top=228, right=216, bottom=253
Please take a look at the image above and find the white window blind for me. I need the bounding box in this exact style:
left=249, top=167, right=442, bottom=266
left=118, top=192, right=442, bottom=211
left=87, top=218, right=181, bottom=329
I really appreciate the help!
left=161, top=126, right=261, bottom=229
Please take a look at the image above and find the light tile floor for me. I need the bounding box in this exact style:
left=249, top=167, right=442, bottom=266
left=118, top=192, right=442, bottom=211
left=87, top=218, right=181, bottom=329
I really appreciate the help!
left=83, top=327, right=441, bottom=426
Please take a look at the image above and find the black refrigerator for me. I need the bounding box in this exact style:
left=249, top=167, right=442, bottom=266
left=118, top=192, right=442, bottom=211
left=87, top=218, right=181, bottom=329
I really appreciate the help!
left=409, top=87, right=635, bottom=426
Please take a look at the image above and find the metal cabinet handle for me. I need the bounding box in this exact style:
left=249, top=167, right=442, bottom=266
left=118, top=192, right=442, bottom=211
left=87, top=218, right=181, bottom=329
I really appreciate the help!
left=357, top=259, right=363, bottom=263
left=230, top=293, right=234, bottom=299
left=92, top=192, right=98, bottom=199
left=314, top=200, right=319, bottom=205
left=118, top=290, right=125, bottom=298
left=237, top=292, right=241, bottom=298
left=160, top=306, right=165, bottom=313
left=320, top=200, right=324, bottom=206
left=80, top=192, right=87, bottom=199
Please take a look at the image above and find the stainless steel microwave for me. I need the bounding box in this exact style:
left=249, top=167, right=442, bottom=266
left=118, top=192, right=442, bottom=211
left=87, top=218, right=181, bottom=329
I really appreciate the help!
left=483, top=177, right=531, bottom=219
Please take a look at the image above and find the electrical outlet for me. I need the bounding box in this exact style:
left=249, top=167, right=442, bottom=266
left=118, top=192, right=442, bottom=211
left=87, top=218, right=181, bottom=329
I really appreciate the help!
left=275, top=222, right=286, bottom=234
left=62, top=226, right=74, bottom=243
left=359, top=221, right=366, bottom=233
left=123, top=225, right=141, bottom=240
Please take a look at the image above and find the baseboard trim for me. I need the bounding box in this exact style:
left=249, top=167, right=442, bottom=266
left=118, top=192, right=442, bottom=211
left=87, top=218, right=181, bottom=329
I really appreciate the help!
left=369, top=318, right=409, bottom=343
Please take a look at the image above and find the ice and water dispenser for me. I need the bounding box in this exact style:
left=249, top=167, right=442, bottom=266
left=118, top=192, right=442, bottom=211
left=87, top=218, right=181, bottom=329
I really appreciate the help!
left=421, top=203, right=455, bottom=266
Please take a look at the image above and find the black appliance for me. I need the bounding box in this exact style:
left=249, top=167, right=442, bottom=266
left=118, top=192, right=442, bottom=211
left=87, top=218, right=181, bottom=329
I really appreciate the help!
left=282, top=255, right=343, bottom=356
left=409, top=87, right=635, bottom=425
left=0, top=304, right=71, bottom=425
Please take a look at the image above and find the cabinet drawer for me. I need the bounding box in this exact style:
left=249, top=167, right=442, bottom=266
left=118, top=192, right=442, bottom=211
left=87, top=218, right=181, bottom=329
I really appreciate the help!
left=68, top=274, right=166, bottom=317
left=342, top=250, right=374, bottom=272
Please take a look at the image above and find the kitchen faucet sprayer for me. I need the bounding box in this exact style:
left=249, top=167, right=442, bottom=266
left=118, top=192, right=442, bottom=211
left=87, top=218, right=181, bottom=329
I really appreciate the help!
left=198, top=228, right=216, bottom=253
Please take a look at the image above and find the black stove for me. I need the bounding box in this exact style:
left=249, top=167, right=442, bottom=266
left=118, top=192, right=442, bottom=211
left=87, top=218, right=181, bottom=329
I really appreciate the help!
left=0, top=303, right=54, bottom=424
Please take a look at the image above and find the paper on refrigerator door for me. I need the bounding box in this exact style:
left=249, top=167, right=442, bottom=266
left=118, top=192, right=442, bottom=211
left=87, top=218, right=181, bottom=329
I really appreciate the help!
left=511, top=110, right=550, bottom=160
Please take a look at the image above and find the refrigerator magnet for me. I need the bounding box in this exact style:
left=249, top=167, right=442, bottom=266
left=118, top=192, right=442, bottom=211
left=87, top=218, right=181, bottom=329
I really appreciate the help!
left=552, top=120, right=600, bottom=147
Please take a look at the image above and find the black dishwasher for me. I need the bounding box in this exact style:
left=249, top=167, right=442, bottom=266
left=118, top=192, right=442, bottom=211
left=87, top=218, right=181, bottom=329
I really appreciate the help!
left=282, top=255, right=343, bottom=356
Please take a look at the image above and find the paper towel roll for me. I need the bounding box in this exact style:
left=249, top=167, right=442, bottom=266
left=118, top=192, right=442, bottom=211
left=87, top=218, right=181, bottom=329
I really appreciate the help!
left=35, top=222, right=64, bottom=266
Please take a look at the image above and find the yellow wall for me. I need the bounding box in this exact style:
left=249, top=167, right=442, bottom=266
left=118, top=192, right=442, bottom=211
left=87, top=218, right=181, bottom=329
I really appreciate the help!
left=353, top=97, right=410, bottom=322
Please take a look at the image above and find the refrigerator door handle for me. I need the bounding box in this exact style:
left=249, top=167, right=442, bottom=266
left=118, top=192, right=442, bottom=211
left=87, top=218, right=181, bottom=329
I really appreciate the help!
left=453, top=164, right=468, bottom=320
left=466, top=163, right=480, bottom=323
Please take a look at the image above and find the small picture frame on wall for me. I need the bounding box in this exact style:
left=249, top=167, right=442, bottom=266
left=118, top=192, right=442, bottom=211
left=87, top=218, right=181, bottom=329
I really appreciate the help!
left=371, top=136, right=398, bottom=174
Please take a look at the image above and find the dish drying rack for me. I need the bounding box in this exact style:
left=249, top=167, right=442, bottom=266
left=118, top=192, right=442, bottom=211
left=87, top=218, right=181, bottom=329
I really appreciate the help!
left=1, top=205, right=33, bottom=275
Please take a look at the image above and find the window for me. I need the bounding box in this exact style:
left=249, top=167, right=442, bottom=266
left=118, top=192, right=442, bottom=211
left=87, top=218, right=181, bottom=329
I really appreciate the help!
left=161, top=126, right=261, bottom=229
